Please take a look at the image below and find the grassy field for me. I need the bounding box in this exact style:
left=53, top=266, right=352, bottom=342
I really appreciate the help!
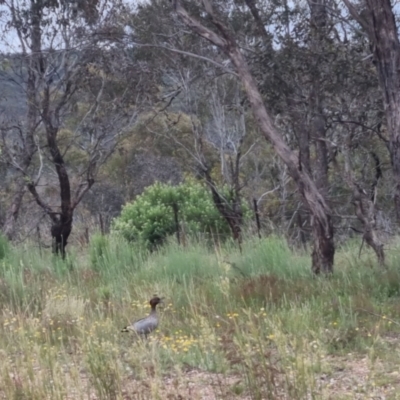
left=1, top=233, right=400, bottom=399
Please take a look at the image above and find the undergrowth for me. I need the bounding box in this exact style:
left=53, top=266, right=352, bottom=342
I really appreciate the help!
left=1, top=234, right=400, bottom=399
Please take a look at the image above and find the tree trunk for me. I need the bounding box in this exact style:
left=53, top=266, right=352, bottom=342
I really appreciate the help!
left=344, top=0, right=400, bottom=222
left=170, top=0, right=335, bottom=273
left=308, top=0, right=331, bottom=268
left=341, top=137, right=385, bottom=267
left=353, top=193, right=385, bottom=267
left=51, top=217, right=73, bottom=259
left=311, top=215, right=334, bottom=274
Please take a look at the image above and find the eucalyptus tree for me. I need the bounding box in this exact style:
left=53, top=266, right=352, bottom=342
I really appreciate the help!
left=165, top=0, right=336, bottom=273
left=241, top=0, right=387, bottom=264
left=343, top=0, right=400, bottom=222
left=0, top=0, right=143, bottom=256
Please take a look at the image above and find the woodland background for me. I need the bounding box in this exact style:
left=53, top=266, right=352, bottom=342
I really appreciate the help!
left=3, top=2, right=400, bottom=398
left=1, top=0, right=399, bottom=273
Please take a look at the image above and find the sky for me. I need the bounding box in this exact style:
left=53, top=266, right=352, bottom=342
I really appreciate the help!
left=1, top=1, right=400, bottom=53
left=0, top=0, right=147, bottom=53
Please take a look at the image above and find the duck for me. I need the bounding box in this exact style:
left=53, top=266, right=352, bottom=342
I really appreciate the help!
left=121, top=296, right=163, bottom=338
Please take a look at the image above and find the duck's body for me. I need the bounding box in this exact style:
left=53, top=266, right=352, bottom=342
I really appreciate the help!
left=122, top=297, right=162, bottom=337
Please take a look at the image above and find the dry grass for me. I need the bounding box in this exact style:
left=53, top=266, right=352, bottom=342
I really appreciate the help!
left=1, top=235, right=400, bottom=399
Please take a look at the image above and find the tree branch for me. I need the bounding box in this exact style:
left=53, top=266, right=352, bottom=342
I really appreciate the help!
left=170, top=0, right=228, bottom=49
left=132, top=42, right=238, bottom=77
left=26, top=182, right=59, bottom=223
left=342, top=0, right=370, bottom=32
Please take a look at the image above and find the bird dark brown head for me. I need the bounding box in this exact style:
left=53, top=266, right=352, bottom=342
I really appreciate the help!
left=149, top=296, right=162, bottom=309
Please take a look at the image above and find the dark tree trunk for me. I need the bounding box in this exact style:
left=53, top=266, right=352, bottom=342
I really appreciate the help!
left=344, top=0, right=400, bottom=222
left=308, top=0, right=331, bottom=269
left=171, top=0, right=335, bottom=273
left=43, top=121, right=74, bottom=257
left=51, top=217, right=72, bottom=259
left=311, top=215, right=334, bottom=274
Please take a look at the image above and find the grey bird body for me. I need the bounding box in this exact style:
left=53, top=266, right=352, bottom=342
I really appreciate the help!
left=122, top=297, right=162, bottom=337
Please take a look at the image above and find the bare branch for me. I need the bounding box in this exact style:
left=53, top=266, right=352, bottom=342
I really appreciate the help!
left=341, top=0, right=370, bottom=32
left=257, top=185, right=281, bottom=206
left=133, top=42, right=238, bottom=77
left=26, top=182, right=59, bottom=223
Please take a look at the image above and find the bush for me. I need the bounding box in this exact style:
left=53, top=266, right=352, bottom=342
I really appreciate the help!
left=112, top=180, right=245, bottom=248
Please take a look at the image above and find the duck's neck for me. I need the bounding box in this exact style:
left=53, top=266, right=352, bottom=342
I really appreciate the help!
left=150, top=305, right=157, bottom=314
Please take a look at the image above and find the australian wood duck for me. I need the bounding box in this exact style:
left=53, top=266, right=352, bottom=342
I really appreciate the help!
left=121, top=296, right=163, bottom=337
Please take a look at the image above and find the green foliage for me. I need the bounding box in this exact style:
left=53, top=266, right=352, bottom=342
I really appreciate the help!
left=0, top=234, right=9, bottom=260
left=112, top=180, right=246, bottom=248
left=90, top=233, right=109, bottom=270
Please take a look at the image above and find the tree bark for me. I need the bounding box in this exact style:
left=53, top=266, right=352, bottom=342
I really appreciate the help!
left=343, top=0, right=400, bottom=222
left=308, top=0, right=329, bottom=196
left=42, top=105, right=74, bottom=258
left=308, top=0, right=331, bottom=267
left=170, top=0, right=335, bottom=273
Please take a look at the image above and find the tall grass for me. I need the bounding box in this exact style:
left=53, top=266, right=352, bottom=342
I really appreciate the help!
left=1, top=234, right=400, bottom=398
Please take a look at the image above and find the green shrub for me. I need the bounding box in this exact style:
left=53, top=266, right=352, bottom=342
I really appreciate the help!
left=112, top=180, right=247, bottom=248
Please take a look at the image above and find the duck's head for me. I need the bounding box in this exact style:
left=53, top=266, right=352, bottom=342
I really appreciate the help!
left=149, top=296, right=163, bottom=308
